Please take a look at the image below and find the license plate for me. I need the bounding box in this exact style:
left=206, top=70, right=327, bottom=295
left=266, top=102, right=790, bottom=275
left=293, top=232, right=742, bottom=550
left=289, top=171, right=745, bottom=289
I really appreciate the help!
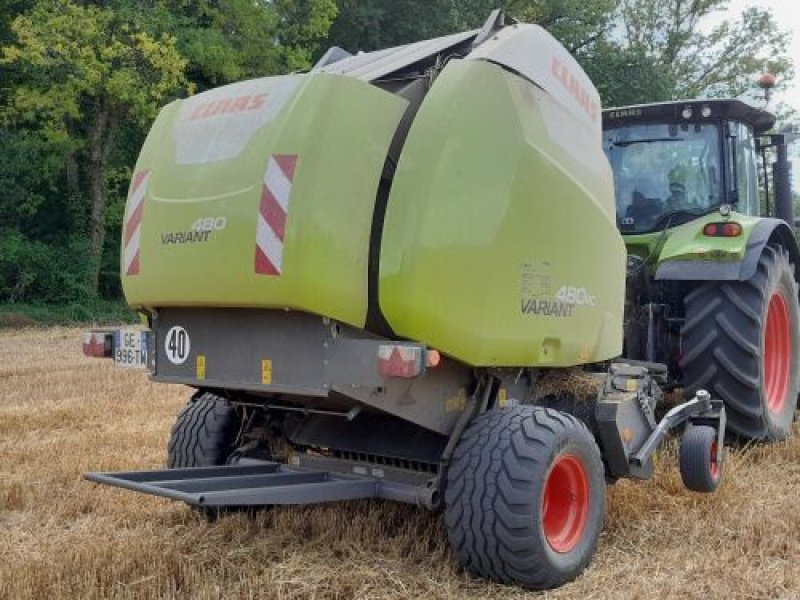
left=113, top=330, right=149, bottom=369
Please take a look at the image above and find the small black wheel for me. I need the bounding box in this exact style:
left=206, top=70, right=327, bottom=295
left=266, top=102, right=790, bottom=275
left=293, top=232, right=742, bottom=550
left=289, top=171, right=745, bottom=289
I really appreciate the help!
left=679, top=425, right=722, bottom=493
left=167, top=391, right=241, bottom=468
left=444, top=405, right=606, bottom=590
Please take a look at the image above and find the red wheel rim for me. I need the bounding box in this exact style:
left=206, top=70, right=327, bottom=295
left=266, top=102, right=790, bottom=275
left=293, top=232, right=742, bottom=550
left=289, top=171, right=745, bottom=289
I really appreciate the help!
left=709, top=440, right=721, bottom=482
left=541, top=454, right=589, bottom=553
left=764, top=292, right=791, bottom=415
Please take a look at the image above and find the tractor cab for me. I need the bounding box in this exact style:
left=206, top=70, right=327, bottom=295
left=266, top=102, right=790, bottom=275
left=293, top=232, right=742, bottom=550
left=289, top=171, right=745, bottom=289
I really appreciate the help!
left=602, top=99, right=791, bottom=234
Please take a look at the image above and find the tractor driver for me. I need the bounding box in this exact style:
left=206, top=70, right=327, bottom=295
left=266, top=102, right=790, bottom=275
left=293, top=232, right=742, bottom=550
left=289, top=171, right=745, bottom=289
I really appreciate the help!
left=664, top=164, right=689, bottom=212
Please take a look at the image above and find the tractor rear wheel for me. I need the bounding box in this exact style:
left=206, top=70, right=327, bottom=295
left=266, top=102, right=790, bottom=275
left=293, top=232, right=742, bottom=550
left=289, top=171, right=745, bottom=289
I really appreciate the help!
left=681, top=244, right=799, bottom=440
left=444, top=405, right=605, bottom=590
left=167, top=392, right=241, bottom=468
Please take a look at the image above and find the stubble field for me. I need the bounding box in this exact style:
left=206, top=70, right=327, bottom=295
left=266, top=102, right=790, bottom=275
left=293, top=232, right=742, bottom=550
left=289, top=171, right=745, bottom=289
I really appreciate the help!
left=1, top=326, right=799, bottom=599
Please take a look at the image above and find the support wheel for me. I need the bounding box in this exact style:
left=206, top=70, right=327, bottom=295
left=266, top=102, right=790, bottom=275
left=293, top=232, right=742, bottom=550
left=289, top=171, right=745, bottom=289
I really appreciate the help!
left=444, top=406, right=605, bottom=590
left=679, top=425, right=722, bottom=493
left=681, top=244, right=800, bottom=440
left=167, top=392, right=241, bottom=468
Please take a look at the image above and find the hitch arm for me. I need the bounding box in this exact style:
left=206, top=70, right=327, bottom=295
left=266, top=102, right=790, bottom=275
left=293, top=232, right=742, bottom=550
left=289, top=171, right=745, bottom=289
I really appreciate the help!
left=631, top=390, right=726, bottom=468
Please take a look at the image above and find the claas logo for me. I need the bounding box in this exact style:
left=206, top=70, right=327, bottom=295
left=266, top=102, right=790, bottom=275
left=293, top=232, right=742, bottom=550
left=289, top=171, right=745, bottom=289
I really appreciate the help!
left=190, top=93, right=267, bottom=120
left=550, top=57, right=598, bottom=122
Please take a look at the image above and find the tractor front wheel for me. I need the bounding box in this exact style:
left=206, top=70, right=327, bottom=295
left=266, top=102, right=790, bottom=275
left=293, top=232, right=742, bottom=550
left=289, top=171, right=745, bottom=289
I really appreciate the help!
left=444, top=406, right=605, bottom=589
left=681, top=245, right=799, bottom=440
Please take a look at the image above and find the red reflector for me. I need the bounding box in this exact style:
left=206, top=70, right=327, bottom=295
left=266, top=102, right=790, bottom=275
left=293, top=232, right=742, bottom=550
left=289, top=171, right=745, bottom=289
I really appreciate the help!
left=720, top=223, right=742, bottom=237
left=426, top=349, right=441, bottom=368
left=703, top=222, right=741, bottom=237
left=82, top=332, right=113, bottom=358
left=378, top=345, right=424, bottom=378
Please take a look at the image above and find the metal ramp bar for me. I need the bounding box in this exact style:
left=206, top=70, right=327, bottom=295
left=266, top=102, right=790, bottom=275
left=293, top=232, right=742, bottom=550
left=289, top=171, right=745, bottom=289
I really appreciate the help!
left=85, top=462, right=380, bottom=507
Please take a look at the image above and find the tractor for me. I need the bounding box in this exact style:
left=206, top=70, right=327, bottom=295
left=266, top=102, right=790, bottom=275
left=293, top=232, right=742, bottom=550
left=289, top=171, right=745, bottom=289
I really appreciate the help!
left=603, top=100, right=799, bottom=440
left=81, top=11, right=750, bottom=590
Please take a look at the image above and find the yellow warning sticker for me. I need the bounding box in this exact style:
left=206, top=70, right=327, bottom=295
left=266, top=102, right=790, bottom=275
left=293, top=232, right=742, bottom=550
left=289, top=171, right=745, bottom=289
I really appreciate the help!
left=444, top=389, right=467, bottom=413
left=626, top=378, right=637, bottom=392
left=498, top=388, right=508, bottom=408
left=261, top=359, right=272, bottom=385
left=196, top=355, right=206, bottom=380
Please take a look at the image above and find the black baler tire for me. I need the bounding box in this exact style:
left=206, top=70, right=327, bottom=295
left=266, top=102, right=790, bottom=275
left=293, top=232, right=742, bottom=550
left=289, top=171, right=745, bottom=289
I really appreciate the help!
left=167, top=392, right=241, bottom=468
left=444, top=405, right=606, bottom=590
left=679, top=425, right=722, bottom=493
left=680, top=244, right=799, bottom=440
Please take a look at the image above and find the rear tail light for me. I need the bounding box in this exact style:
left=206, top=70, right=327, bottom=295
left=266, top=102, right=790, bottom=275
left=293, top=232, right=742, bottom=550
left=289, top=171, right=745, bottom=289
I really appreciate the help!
left=377, top=344, right=439, bottom=378
left=703, top=222, right=742, bottom=237
left=82, top=331, right=114, bottom=358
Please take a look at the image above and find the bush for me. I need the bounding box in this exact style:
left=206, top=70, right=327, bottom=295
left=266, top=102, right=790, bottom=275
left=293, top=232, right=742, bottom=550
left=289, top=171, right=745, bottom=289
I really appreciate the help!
left=0, top=231, right=94, bottom=304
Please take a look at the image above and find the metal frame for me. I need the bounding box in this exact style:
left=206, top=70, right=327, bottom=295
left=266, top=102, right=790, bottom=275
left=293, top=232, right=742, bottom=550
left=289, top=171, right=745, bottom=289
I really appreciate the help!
left=632, top=390, right=726, bottom=469
left=85, top=460, right=433, bottom=508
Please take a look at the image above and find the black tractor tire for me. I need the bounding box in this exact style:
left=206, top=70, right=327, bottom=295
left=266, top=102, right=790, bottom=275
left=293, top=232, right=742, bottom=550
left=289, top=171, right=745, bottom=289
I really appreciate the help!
left=167, top=392, right=241, bottom=468
left=444, top=405, right=606, bottom=590
left=680, top=244, right=800, bottom=441
left=679, top=425, right=723, bottom=493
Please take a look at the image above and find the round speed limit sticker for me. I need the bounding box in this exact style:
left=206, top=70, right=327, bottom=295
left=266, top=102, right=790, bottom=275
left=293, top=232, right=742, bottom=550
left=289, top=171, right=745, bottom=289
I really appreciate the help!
left=164, top=326, right=191, bottom=365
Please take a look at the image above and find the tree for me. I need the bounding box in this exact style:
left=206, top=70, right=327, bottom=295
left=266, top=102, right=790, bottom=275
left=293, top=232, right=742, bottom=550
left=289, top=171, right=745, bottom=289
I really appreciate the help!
left=449, top=0, right=616, bottom=54
left=580, top=41, right=676, bottom=107
left=324, top=0, right=615, bottom=55
left=616, top=0, right=794, bottom=100
left=324, top=0, right=458, bottom=53
left=1, top=0, right=190, bottom=295
left=165, top=0, right=336, bottom=90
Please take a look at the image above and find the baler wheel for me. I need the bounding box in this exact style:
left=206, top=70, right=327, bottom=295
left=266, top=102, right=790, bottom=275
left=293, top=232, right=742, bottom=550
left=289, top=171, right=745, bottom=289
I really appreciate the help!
left=681, top=244, right=799, bottom=440
left=444, top=405, right=605, bottom=589
left=679, top=425, right=723, bottom=493
left=167, top=392, right=241, bottom=468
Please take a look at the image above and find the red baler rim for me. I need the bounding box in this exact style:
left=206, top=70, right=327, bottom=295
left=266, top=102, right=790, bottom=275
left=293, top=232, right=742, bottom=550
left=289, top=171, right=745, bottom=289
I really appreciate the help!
left=541, top=454, right=590, bottom=553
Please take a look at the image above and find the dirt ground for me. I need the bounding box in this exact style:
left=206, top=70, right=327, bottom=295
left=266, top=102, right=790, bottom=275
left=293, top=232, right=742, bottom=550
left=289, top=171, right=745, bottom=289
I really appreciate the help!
left=1, top=327, right=799, bottom=599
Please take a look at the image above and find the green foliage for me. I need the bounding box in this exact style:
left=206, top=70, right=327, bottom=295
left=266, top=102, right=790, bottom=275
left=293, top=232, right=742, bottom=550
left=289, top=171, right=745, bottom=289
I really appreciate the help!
left=325, top=0, right=459, bottom=52
left=2, top=0, right=190, bottom=131
left=0, top=0, right=338, bottom=314
left=1, top=0, right=191, bottom=297
left=581, top=41, right=676, bottom=107
left=170, top=0, right=336, bottom=88
left=324, top=1, right=615, bottom=56
left=0, top=128, right=72, bottom=234
left=615, top=0, right=793, bottom=101
left=0, top=231, right=93, bottom=303
left=450, top=0, right=616, bottom=52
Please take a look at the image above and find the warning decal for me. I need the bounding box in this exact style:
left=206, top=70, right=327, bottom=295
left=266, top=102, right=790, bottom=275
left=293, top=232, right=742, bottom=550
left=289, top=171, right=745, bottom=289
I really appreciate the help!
left=255, top=154, right=298, bottom=276
left=123, top=170, right=151, bottom=276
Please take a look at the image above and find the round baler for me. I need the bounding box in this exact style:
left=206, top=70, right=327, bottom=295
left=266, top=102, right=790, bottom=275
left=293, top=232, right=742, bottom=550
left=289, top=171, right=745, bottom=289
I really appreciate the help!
left=83, top=11, right=742, bottom=590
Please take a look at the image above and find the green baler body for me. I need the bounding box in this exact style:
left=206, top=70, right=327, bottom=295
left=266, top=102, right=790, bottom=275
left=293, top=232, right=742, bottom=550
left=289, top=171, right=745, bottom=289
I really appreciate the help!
left=123, top=73, right=407, bottom=327
left=121, top=25, right=625, bottom=368
left=380, top=59, right=624, bottom=366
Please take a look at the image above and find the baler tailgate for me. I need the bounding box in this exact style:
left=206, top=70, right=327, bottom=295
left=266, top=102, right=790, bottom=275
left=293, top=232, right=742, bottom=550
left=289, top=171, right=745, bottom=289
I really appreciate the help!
left=85, top=463, right=378, bottom=507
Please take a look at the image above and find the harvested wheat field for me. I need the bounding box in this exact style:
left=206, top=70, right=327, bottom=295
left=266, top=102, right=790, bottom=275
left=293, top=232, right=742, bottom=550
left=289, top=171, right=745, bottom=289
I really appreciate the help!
left=1, top=327, right=799, bottom=599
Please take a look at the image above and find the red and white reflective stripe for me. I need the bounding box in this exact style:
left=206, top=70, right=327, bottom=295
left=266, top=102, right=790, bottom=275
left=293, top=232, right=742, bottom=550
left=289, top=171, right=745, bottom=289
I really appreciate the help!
left=123, top=170, right=151, bottom=276
left=255, top=154, right=297, bottom=276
